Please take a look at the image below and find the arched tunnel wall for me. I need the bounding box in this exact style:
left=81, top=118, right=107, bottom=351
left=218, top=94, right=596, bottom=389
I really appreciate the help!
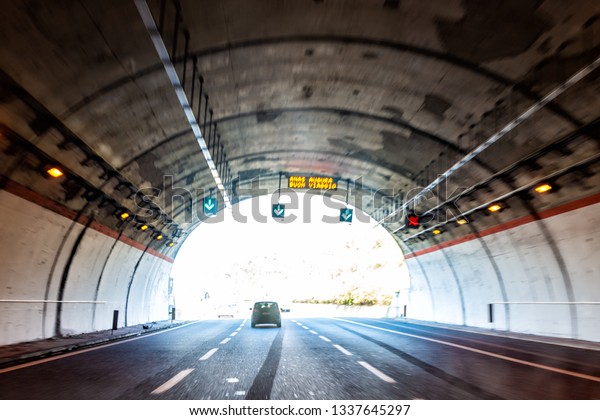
left=0, top=187, right=173, bottom=346
left=404, top=194, right=600, bottom=342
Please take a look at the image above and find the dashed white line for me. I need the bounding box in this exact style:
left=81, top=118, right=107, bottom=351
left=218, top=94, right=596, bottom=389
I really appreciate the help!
left=220, top=338, right=231, bottom=345
left=230, top=331, right=238, bottom=337
left=151, top=369, right=194, bottom=394
left=319, top=335, right=332, bottom=342
left=358, top=361, right=396, bottom=384
left=309, top=330, right=318, bottom=335
left=333, top=344, right=353, bottom=356
left=199, top=348, right=219, bottom=361
left=302, top=326, right=309, bottom=330
left=334, top=318, right=600, bottom=383
left=236, top=327, right=242, bottom=331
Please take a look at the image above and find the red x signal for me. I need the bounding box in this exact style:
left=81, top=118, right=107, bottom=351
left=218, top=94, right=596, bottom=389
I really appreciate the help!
left=407, top=214, right=420, bottom=227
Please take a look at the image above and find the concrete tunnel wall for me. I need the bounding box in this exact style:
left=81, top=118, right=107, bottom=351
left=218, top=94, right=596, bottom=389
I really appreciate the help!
left=404, top=194, right=600, bottom=342
left=0, top=188, right=173, bottom=347
left=2, top=183, right=600, bottom=345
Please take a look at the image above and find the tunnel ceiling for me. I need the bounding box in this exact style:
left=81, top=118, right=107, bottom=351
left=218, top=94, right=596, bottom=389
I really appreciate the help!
left=1, top=0, right=600, bottom=254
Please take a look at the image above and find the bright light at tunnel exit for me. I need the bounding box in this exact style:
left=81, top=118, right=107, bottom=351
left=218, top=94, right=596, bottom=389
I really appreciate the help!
left=170, top=193, right=410, bottom=320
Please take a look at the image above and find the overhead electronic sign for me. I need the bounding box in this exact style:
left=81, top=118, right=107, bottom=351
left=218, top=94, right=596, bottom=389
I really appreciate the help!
left=339, top=208, right=353, bottom=223
left=288, top=175, right=338, bottom=190
left=203, top=197, right=218, bottom=216
left=272, top=203, right=285, bottom=219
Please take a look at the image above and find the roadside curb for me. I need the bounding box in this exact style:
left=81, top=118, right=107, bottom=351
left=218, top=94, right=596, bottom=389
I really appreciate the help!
left=0, top=321, right=190, bottom=370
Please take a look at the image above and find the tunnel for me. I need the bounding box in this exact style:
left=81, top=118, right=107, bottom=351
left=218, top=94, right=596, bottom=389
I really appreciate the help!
left=0, top=0, right=599, bottom=401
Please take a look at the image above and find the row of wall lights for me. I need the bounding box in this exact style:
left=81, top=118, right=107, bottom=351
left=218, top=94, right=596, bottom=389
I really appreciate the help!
left=414, top=180, right=556, bottom=240
left=46, top=165, right=176, bottom=248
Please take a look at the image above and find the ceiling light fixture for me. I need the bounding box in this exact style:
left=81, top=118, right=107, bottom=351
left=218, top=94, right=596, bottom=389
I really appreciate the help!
left=46, top=167, right=64, bottom=178
left=487, top=203, right=503, bottom=213
left=534, top=183, right=553, bottom=194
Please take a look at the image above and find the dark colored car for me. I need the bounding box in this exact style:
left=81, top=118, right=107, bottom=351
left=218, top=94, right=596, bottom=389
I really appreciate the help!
left=251, top=301, right=282, bottom=328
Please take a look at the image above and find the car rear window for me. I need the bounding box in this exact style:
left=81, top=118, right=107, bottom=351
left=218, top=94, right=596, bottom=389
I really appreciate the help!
left=254, top=302, right=279, bottom=310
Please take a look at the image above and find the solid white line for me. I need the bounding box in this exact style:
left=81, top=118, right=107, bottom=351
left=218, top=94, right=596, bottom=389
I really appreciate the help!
left=220, top=338, right=231, bottom=345
left=333, top=344, right=353, bottom=356
left=199, top=348, right=219, bottom=361
left=319, top=336, right=332, bottom=342
left=358, top=361, right=396, bottom=384
left=310, top=330, right=318, bottom=335
left=0, top=321, right=204, bottom=374
left=334, top=318, right=600, bottom=383
left=151, top=369, right=194, bottom=394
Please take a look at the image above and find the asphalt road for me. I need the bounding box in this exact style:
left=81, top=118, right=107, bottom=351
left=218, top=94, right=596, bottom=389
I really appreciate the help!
left=0, top=317, right=598, bottom=399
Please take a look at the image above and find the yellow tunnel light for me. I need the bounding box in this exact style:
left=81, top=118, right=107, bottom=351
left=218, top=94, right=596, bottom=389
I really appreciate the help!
left=119, top=212, right=130, bottom=220
left=456, top=218, right=469, bottom=225
left=46, top=167, right=64, bottom=178
left=168, top=242, right=175, bottom=247
left=139, top=224, right=149, bottom=231
left=487, top=203, right=503, bottom=213
left=432, top=228, right=442, bottom=235
left=535, top=183, right=553, bottom=194
left=155, top=234, right=163, bottom=240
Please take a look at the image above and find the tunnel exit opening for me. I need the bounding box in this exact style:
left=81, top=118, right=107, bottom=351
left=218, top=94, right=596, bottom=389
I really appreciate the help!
left=170, top=192, right=410, bottom=320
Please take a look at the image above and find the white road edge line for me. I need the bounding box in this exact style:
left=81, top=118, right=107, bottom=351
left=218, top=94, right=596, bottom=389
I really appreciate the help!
left=358, top=361, right=396, bottom=384
left=0, top=321, right=204, bottom=374
left=319, top=336, right=332, bottom=342
left=199, top=348, right=219, bottom=361
left=151, top=368, right=194, bottom=394
left=333, top=318, right=600, bottom=383
left=333, top=344, right=353, bottom=356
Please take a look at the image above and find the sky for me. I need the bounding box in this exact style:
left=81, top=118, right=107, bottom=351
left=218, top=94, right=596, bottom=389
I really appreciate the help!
left=170, top=192, right=410, bottom=319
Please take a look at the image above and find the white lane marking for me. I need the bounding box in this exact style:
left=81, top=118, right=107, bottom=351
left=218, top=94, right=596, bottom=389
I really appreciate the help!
left=319, top=335, right=332, bottom=342
left=151, top=368, right=194, bottom=394
left=358, top=361, right=396, bottom=384
left=236, top=327, right=242, bottom=331
left=310, top=330, right=318, bottom=335
left=234, top=390, right=246, bottom=396
left=302, top=326, right=309, bottom=330
left=220, top=338, right=231, bottom=345
left=0, top=321, right=204, bottom=374
left=199, top=348, right=219, bottom=361
left=334, top=318, right=600, bottom=383
left=333, top=344, right=353, bottom=356
left=230, top=331, right=238, bottom=337
left=226, top=378, right=239, bottom=383
left=297, top=322, right=303, bottom=326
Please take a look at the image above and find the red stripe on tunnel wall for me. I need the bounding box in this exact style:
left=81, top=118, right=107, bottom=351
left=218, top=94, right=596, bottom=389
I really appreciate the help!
left=0, top=177, right=174, bottom=263
left=404, top=192, right=600, bottom=260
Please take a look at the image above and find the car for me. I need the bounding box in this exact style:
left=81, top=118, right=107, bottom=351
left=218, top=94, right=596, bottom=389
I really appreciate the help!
left=217, top=303, right=239, bottom=318
left=250, top=301, right=282, bottom=328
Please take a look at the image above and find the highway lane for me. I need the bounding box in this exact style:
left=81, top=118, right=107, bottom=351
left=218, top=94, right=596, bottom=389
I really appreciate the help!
left=0, top=317, right=598, bottom=399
